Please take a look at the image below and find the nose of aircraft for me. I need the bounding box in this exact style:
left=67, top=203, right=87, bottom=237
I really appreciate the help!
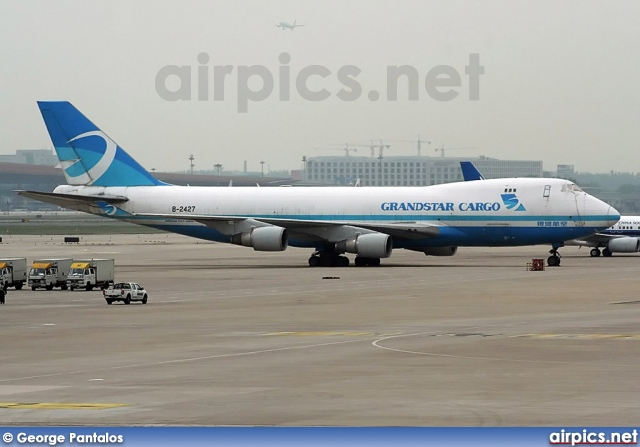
left=592, top=193, right=620, bottom=227
left=584, top=193, right=620, bottom=230
left=584, top=192, right=619, bottom=228
left=607, top=204, right=621, bottom=227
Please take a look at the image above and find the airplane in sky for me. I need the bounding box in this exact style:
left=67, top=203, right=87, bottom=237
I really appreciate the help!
left=20, top=102, right=619, bottom=268
left=276, top=20, right=305, bottom=30
left=460, top=160, right=640, bottom=258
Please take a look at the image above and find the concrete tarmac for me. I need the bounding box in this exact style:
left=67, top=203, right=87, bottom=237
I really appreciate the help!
left=1, top=234, right=639, bottom=426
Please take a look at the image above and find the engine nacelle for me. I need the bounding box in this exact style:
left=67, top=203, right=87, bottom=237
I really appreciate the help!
left=231, top=226, right=288, bottom=251
left=423, top=246, right=458, bottom=256
left=335, top=233, right=392, bottom=258
left=607, top=237, right=640, bottom=253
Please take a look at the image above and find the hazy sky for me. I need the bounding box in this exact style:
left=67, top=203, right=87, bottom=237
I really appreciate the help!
left=2, top=0, right=640, bottom=174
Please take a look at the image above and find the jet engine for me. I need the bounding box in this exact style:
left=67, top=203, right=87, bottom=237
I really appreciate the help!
left=607, top=237, right=640, bottom=253
left=423, top=246, right=458, bottom=256
left=335, top=233, right=392, bottom=258
left=231, top=226, right=288, bottom=251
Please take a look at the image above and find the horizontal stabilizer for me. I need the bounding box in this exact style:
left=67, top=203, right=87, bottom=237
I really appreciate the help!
left=17, top=190, right=129, bottom=208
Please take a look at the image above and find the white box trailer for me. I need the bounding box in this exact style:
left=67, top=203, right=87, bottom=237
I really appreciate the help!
left=0, top=257, right=27, bottom=290
left=28, top=258, right=73, bottom=290
left=67, top=258, right=115, bottom=291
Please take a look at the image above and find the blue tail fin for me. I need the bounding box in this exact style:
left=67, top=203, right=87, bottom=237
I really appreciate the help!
left=37, top=101, right=165, bottom=187
left=460, top=161, right=484, bottom=181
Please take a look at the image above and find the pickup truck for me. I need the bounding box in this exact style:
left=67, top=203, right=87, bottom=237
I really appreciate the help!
left=103, top=282, right=148, bottom=305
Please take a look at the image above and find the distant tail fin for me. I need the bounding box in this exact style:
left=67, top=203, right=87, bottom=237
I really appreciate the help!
left=37, top=101, right=165, bottom=187
left=460, top=161, right=484, bottom=181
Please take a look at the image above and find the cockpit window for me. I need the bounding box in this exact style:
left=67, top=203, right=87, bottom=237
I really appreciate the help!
left=561, top=183, right=583, bottom=193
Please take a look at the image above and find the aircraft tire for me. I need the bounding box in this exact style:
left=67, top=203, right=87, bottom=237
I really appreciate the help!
left=603, top=248, right=613, bottom=257
left=547, top=255, right=560, bottom=267
left=590, top=248, right=601, bottom=257
left=320, top=256, right=334, bottom=267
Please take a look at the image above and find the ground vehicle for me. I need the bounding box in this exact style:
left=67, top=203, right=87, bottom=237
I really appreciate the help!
left=103, top=282, right=148, bottom=305
left=67, top=258, right=115, bottom=291
left=0, top=258, right=27, bottom=290
left=28, top=258, right=72, bottom=290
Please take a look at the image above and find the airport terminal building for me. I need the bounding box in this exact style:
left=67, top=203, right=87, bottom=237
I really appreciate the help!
left=303, top=155, right=543, bottom=186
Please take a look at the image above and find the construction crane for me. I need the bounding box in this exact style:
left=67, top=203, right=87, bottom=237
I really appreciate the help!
left=342, top=144, right=357, bottom=156
left=326, top=142, right=373, bottom=158
left=388, top=136, right=431, bottom=156
left=434, top=144, right=476, bottom=157
left=324, top=141, right=391, bottom=158
left=412, top=136, right=430, bottom=156
left=314, top=145, right=358, bottom=156
left=370, top=140, right=391, bottom=159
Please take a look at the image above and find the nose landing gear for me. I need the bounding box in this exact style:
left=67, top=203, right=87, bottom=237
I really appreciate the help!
left=547, top=247, right=562, bottom=267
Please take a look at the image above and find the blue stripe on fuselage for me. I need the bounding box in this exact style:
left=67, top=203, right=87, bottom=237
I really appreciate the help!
left=133, top=220, right=604, bottom=248
left=201, top=213, right=611, bottom=223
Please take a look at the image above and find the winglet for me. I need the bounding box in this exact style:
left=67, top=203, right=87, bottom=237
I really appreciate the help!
left=37, top=101, right=166, bottom=187
left=460, top=161, right=484, bottom=181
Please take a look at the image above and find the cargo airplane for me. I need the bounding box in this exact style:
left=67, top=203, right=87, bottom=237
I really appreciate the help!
left=20, top=102, right=619, bottom=267
left=460, top=161, right=640, bottom=259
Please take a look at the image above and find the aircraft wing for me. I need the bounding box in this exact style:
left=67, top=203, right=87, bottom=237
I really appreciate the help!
left=17, top=190, right=129, bottom=208
left=569, top=232, right=623, bottom=246
left=260, top=218, right=441, bottom=239
left=135, top=213, right=441, bottom=240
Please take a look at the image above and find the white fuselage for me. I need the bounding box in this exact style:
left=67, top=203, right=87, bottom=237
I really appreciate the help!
left=53, top=177, right=618, bottom=250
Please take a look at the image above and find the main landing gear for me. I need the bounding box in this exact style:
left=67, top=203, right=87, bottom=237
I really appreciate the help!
left=589, top=247, right=612, bottom=257
left=308, top=251, right=349, bottom=267
left=307, top=250, right=381, bottom=267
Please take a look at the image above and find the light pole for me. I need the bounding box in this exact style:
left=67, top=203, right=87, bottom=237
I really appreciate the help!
left=260, top=161, right=265, bottom=177
left=188, top=154, right=195, bottom=174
